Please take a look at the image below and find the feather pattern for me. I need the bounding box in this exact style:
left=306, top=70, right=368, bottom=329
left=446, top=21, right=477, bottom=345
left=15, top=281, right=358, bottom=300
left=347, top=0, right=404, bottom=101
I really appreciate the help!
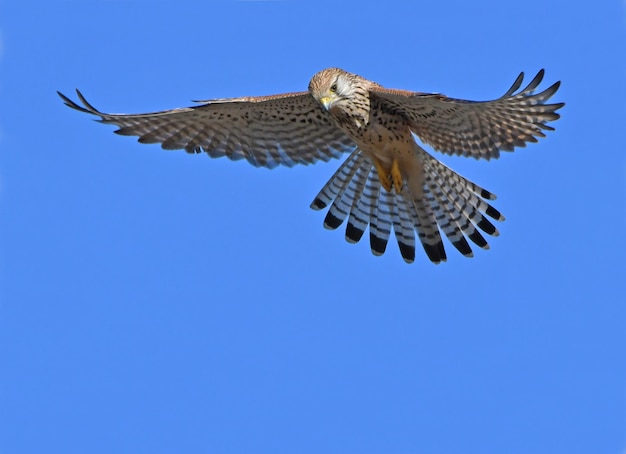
left=59, top=67, right=563, bottom=264
left=57, top=89, right=357, bottom=169
left=371, top=70, right=564, bottom=159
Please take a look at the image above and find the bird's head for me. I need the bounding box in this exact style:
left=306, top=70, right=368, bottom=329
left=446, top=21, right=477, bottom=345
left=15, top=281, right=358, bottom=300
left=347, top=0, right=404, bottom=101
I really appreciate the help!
left=309, top=68, right=361, bottom=113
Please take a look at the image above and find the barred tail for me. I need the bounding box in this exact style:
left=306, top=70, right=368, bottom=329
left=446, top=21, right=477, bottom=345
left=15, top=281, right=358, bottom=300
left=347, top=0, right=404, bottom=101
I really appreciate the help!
left=310, top=149, right=504, bottom=264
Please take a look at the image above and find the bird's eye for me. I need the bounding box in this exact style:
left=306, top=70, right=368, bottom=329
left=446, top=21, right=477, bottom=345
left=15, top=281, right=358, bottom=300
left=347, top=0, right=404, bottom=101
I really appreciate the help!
left=330, top=83, right=338, bottom=93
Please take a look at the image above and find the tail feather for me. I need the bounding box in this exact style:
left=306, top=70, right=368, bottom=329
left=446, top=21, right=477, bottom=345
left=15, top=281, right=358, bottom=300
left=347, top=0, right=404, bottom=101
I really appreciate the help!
left=410, top=192, right=447, bottom=263
left=345, top=166, right=378, bottom=244
left=341, top=162, right=370, bottom=241
left=422, top=154, right=503, bottom=238
left=310, top=151, right=362, bottom=211
left=319, top=153, right=366, bottom=229
left=423, top=176, right=474, bottom=256
left=426, top=167, right=491, bottom=249
left=310, top=149, right=504, bottom=264
left=370, top=184, right=394, bottom=256
left=392, top=190, right=417, bottom=263
left=324, top=155, right=369, bottom=229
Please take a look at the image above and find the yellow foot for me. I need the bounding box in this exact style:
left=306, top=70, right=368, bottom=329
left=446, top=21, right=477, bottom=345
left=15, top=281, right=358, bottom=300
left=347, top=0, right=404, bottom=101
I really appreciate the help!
left=391, top=159, right=403, bottom=193
left=373, top=158, right=392, bottom=193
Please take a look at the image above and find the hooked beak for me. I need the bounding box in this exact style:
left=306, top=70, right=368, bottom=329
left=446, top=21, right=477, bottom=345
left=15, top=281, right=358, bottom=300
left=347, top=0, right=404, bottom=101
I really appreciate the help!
left=319, top=95, right=333, bottom=111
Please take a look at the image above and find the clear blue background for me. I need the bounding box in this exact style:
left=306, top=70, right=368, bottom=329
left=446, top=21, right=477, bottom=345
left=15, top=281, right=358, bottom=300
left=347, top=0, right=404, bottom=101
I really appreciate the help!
left=2, top=1, right=625, bottom=453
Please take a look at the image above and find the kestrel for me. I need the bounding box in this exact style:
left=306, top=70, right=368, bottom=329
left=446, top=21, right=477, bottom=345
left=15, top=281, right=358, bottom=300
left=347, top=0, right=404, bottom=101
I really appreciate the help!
left=58, top=68, right=563, bottom=264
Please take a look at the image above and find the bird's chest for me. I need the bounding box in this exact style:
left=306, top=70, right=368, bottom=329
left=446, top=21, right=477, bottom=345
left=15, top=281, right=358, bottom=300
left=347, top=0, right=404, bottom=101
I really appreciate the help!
left=332, top=105, right=409, bottom=146
left=332, top=104, right=416, bottom=167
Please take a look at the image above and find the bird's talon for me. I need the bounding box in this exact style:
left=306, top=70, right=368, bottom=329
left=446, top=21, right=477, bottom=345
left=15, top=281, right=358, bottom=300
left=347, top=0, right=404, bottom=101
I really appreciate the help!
left=391, top=159, right=403, bottom=193
left=380, top=174, right=393, bottom=193
left=373, top=158, right=393, bottom=192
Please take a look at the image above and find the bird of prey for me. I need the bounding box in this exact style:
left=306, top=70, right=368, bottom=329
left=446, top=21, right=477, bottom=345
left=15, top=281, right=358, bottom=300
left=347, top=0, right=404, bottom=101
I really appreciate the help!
left=58, top=68, right=563, bottom=264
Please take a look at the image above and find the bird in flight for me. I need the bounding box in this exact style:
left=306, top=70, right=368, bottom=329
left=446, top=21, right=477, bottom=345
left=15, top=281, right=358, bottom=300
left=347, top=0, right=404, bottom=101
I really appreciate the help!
left=58, top=68, right=563, bottom=264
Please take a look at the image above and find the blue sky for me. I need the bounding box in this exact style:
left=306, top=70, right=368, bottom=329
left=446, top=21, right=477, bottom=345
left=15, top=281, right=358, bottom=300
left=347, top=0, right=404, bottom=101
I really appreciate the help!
left=1, top=1, right=625, bottom=453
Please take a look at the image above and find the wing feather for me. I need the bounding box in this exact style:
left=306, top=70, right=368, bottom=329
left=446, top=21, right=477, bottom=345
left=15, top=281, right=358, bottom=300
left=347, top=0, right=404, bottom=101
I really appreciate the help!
left=57, top=89, right=357, bottom=168
left=370, top=70, right=564, bottom=160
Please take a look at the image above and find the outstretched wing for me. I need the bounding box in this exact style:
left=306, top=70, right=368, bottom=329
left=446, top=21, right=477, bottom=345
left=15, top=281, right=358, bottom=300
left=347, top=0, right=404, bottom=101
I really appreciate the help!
left=58, top=90, right=357, bottom=169
left=370, top=70, right=564, bottom=160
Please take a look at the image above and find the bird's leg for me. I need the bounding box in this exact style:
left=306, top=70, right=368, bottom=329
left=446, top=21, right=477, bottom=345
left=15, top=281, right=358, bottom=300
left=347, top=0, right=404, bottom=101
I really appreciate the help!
left=390, top=159, right=403, bottom=193
left=372, top=157, right=393, bottom=193
left=372, top=157, right=403, bottom=193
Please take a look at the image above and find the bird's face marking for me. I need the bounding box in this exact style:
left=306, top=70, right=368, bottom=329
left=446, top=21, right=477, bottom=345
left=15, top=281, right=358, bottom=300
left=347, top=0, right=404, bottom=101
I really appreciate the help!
left=309, top=68, right=357, bottom=113
left=309, top=68, right=375, bottom=133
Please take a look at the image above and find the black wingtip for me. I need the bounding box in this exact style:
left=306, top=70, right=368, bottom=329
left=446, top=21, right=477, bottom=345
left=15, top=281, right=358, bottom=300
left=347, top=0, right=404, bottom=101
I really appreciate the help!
left=502, top=71, right=525, bottom=97
left=57, top=90, right=83, bottom=111
left=75, top=89, right=100, bottom=113
left=537, top=80, right=564, bottom=105
left=525, top=69, right=546, bottom=93
left=57, top=89, right=101, bottom=116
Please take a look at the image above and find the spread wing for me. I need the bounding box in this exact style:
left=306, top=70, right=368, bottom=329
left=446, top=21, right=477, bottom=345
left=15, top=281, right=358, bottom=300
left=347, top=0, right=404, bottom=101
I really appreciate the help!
left=370, top=70, right=564, bottom=160
left=58, top=90, right=357, bottom=168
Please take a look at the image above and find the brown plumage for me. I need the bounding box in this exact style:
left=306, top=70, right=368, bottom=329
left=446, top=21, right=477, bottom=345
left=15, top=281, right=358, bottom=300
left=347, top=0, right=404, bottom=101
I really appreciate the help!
left=58, top=67, right=564, bottom=264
